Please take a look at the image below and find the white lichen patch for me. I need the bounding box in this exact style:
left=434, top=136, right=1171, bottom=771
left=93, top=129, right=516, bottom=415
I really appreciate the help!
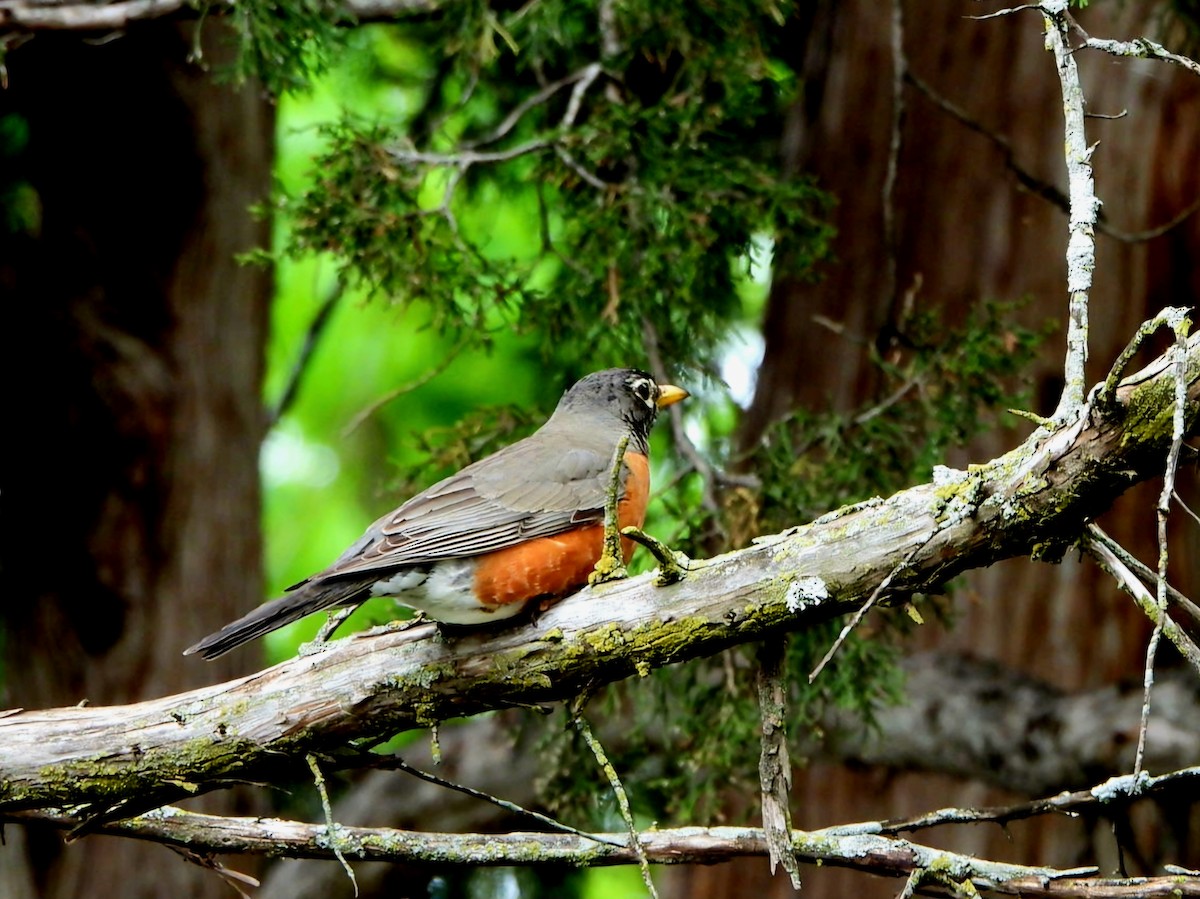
left=932, top=465, right=967, bottom=487
left=786, top=577, right=829, bottom=612
left=1090, top=771, right=1151, bottom=802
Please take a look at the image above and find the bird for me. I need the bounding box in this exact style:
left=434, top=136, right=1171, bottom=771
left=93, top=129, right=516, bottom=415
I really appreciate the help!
left=185, top=368, right=688, bottom=659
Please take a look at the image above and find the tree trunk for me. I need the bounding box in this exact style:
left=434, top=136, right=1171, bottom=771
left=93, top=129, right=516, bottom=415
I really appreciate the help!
left=0, top=22, right=273, bottom=899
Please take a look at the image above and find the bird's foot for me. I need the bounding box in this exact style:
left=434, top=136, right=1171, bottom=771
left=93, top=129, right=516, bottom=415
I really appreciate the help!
left=620, top=526, right=689, bottom=586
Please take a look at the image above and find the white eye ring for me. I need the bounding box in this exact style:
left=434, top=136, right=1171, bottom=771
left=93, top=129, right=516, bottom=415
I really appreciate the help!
left=631, top=378, right=655, bottom=404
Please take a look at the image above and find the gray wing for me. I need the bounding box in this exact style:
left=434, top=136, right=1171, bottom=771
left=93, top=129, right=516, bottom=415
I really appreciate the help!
left=312, top=435, right=624, bottom=581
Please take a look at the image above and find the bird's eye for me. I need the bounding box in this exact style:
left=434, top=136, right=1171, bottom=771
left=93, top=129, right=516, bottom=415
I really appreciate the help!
left=631, top=378, right=655, bottom=404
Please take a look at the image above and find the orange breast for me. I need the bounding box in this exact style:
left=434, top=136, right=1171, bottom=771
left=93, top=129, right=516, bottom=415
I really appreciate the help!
left=471, top=451, right=650, bottom=608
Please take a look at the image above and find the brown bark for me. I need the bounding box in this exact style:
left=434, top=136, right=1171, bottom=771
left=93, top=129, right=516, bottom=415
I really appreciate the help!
left=700, top=2, right=1200, bottom=898
left=0, top=22, right=273, bottom=899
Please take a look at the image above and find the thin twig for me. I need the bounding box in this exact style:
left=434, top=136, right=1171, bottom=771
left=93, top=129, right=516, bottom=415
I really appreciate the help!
left=641, top=318, right=758, bottom=523
left=553, top=144, right=613, bottom=191
left=562, top=62, right=603, bottom=128
left=1176, top=490, right=1200, bottom=527
left=270, top=280, right=345, bottom=427
left=906, top=72, right=1200, bottom=243
left=1083, top=522, right=1200, bottom=632
left=1096, top=307, right=1192, bottom=408
left=365, top=753, right=626, bottom=847
left=590, top=435, right=630, bottom=585
left=387, top=138, right=552, bottom=169
left=855, top=766, right=1200, bottom=836
left=19, top=804, right=1200, bottom=894
left=463, top=65, right=601, bottom=150
left=1082, top=36, right=1200, bottom=77
left=1136, top=323, right=1191, bottom=776
left=574, top=715, right=658, bottom=899
left=306, top=754, right=358, bottom=896
left=809, top=536, right=931, bottom=683
left=966, top=4, right=1046, bottom=21
left=1084, top=529, right=1200, bottom=676
left=341, top=339, right=468, bottom=437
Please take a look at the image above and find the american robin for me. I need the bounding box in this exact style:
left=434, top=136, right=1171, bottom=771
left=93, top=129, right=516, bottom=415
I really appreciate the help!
left=185, top=368, right=688, bottom=659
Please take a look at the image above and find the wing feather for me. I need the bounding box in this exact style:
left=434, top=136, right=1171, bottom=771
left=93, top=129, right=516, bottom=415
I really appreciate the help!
left=315, top=430, right=622, bottom=581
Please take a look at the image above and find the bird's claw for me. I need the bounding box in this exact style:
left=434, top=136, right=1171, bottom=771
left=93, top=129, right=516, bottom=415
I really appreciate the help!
left=621, top=526, right=689, bottom=585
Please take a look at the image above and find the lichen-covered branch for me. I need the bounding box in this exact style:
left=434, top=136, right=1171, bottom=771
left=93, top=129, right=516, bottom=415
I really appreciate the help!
left=1041, top=0, right=1100, bottom=417
left=5, top=806, right=1198, bottom=897
left=1082, top=36, right=1200, bottom=77
left=0, top=332, right=1197, bottom=817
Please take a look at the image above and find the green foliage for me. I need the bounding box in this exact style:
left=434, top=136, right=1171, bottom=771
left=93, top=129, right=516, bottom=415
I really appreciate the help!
left=279, top=0, right=833, bottom=372
left=698, top=301, right=1054, bottom=540
left=222, top=0, right=344, bottom=94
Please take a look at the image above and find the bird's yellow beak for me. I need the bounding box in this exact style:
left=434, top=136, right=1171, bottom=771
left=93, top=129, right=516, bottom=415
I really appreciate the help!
left=656, top=384, right=689, bottom=409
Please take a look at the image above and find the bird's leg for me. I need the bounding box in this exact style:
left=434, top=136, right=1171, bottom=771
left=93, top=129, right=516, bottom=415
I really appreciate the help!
left=621, top=526, right=689, bottom=585
left=589, top=435, right=630, bottom=585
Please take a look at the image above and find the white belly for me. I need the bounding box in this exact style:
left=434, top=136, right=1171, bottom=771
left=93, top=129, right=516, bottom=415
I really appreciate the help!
left=368, top=561, right=528, bottom=625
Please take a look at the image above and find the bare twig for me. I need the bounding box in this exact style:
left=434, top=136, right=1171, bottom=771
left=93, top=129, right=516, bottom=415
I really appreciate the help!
left=1177, top=490, right=1200, bottom=527
left=0, top=0, right=437, bottom=35
left=463, top=64, right=602, bottom=150
left=907, top=72, right=1200, bottom=243
left=1136, top=321, right=1191, bottom=776
left=574, top=715, right=658, bottom=899
left=860, top=766, right=1200, bottom=836
left=967, top=4, right=1045, bottom=22
left=306, top=755, right=358, bottom=896
left=1095, top=307, right=1192, bottom=408
left=1083, top=522, right=1200, bottom=633
left=552, top=143, right=613, bottom=191
left=641, top=318, right=759, bottom=529
left=270, top=279, right=345, bottom=427
left=809, top=536, right=931, bottom=683
left=1082, top=36, right=1200, bottom=77
left=341, top=338, right=467, bottom=436
left=590, top=435, right=630, bottom=585
left=1086, top=529, right=1200, bottom=677
left=387, top=139, right=553, bottom=173
left=360, top=753, right=624, bottom=847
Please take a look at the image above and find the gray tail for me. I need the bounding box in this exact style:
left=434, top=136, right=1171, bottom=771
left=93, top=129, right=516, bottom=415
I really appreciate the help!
left=183, top=579, right=368, bottom=660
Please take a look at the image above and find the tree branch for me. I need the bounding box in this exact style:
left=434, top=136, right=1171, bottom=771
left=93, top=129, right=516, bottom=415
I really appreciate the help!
left=6, top=806, right=1199, bottom=897
left=1, top=331, right=1197, bottom=817
left=0, top=0, right=438, bottom=36
left=1041, top=0, right=1100, bottom=418
left=244, top=652, right=1200, bottom=898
